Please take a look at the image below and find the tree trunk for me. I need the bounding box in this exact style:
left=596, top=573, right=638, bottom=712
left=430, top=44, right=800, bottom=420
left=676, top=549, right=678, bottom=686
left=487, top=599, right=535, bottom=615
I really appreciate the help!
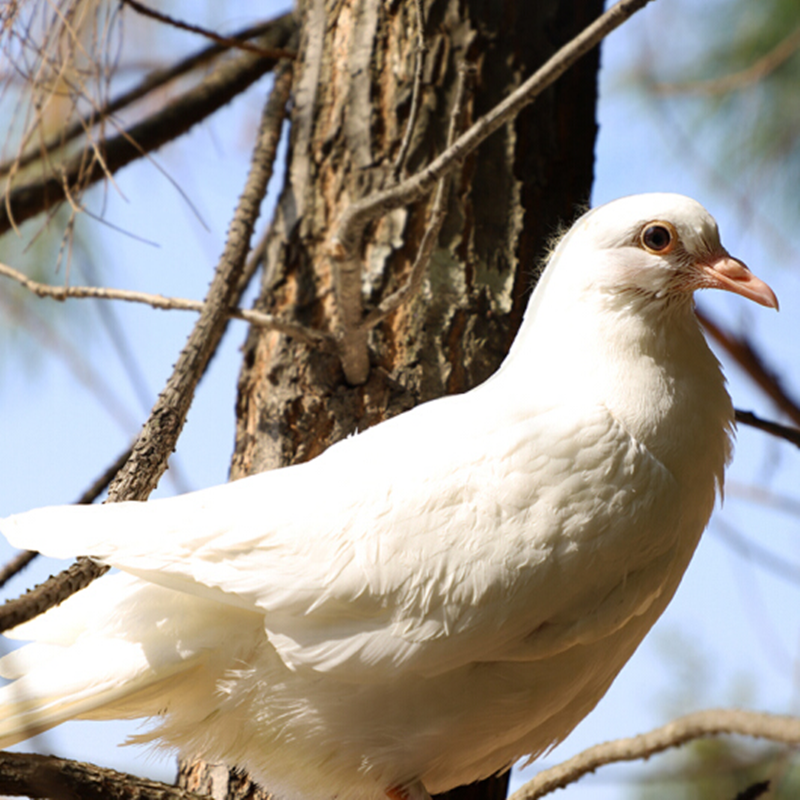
left=178, top=0, right=601, bottom=797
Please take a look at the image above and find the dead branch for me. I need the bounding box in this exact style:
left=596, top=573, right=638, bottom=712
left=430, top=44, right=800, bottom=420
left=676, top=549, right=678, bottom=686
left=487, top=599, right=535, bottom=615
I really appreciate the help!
left=0, top=750, right=208, bottom=800
left=122, top=0, right=296, bottom=60
left=699, top=309, right=800, bottom=428
left=713, top=516, right=800, bottom=587
left=330, top=0, right=655, bottom=384
left=391, top=0, right=427, bottom=181
left=0, top=15, right=296, bottom=236
left=0, top=13, right=297, bottom=179
left=509, top=709, right=800, bottom=800
left=652, top=26, right=800, bottom=95
left=0, top=446, right=133, bottom=590
left=0, top=550, right=38, bottom=591
left=0, top=261, right=333, bottom=349
left=735, top=409, right=800, bottom=449
left=0, top=62, right=294, bottom=635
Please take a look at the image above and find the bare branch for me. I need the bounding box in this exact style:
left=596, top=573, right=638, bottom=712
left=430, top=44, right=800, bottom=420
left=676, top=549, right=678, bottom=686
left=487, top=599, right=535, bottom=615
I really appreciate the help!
left=653, top=26, right=800, bottom=95
left=0, top=261, right=333, bottom=349
left=510, top=709, right=800, bottom=800
left=121, top=0, right=296, bottom=61
left=0, top=15, right=296, bottom=236
left=735, top=409, right=800, bottom=449
left=331, top=0, right=654, bottom=254
left=713, top=516, right=800, bottom=587
left=0, top=62, right=294, bottom=634
left=391, top=0, right=427, bottom=181
left=0, top=550, right=38, bottom=591
left=329, top=0, right=655, bottom=384
left=0, top=557, right=107, bottom=634
left=0, top=13, right=297, bottom=178
left=0, top=446, right=133, bottom=591
left=0, top=750, right=208, bottom=800
left=726, top=480, right=800, bottom=517
left=699, top=309, right=800, bottom=428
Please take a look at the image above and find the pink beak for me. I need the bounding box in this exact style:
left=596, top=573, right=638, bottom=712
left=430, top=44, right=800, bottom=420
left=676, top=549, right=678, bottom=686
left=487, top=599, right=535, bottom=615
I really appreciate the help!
left=698, top=253, right=779, bottom=310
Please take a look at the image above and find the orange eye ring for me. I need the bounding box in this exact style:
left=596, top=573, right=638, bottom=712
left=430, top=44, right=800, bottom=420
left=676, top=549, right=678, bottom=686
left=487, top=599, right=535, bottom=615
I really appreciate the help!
left=640, top=220, right=677, bottom=255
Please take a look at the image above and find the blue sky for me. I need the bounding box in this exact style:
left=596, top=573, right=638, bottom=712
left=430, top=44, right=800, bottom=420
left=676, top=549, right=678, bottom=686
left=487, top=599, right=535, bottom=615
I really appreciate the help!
left=1, top=1, right=799, bottom=797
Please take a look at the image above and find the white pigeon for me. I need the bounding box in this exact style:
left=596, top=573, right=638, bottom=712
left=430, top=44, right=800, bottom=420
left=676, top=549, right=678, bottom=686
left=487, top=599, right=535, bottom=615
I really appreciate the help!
left=0, top=194, right=777, bottom=800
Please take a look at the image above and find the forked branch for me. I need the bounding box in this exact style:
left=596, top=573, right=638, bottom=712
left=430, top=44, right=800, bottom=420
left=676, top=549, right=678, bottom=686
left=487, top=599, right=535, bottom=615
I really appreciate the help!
left=0, top=62, right=294, bottom=634
left=0, top=16, right=295, bottom=236
left=329, top=0, right=656, bottom=384
left=0, top=262, right=333, bottom=350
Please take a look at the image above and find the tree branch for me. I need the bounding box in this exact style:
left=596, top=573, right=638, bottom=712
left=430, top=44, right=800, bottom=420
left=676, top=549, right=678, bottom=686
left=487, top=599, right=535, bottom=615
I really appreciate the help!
left=509, top=709, right=800, bottom=800
left=0, top=447, right=133, bottom=591
left=121, top=0, right=296, bottom=60
left=713, top=516, right=800, bottom=586
left=0, top=61, right=294, bottom=634
left=652, top=26, right=800, bottom=95
left=0, top=750, right=208, bottom=800
left=329, top=0, right=655, bottom=384
left=699, top=309, right=800, bottom=429
left=0, top=15, right=296, bottom=236
left=0, top=262, right=334, bottom=350
left=735, top=409, right=800, bottom=449
left=0, top=13, right=297, bottom=179
left=391, top=0, right=427, bottom=181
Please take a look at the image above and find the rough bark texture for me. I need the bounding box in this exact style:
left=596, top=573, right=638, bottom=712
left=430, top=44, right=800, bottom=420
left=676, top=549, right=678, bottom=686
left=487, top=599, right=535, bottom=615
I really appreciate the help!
left=229, top=0, right=601, bottom=479
left=0, top=751, right=207, bottom=800
left=179, top=0, right=601, bottom=798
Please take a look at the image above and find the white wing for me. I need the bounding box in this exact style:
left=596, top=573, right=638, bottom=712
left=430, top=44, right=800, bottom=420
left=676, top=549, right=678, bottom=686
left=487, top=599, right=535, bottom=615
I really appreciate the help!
left=2, top=392, right=679, bottom=682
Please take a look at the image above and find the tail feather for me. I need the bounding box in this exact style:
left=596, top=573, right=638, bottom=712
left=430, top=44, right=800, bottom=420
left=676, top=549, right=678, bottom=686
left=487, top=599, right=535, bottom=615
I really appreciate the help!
left=0, top=639, right=201, bottom=747
left=0, top=571, right=262, bottom=749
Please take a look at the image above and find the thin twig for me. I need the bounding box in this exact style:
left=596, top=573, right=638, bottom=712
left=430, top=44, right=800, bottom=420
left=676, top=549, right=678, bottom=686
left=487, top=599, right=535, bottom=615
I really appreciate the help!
left=0, top=13, right=297, bottom=178
left=122, top=0, right=296, bottom=61
left=363, top=64, right=472, bottom=331
left=0, top=62, right=294, bottom=635
left=391, top=0, right=427, bottom=181
left=0, top=551, right=37, bottom=591
left=653, top=26, right=800, bottom=95
left=0, top=15, right=296, bottom=236
left=735, top=409, right=800, bottom=448
left=329, top=0, right=655, bottom=384
left=0, top=447, right=132, bottom=591
left=699, top=310, right=800, bottom=429
left=726, top=480, right=800, bottom=517
left=0, top=750, right=208, bottom=800
left=509, top=709, right=800, bottom=800
left=713, top=517, right=800, bottom=587
left=331, top=0, right=654, bottom=254
left=0, top=261, right=333, bottom=349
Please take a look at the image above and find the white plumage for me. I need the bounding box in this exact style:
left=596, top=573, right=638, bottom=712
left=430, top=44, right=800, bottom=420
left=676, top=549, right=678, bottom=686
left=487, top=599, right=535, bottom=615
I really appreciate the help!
left=0, top=194, right=778, bottom=800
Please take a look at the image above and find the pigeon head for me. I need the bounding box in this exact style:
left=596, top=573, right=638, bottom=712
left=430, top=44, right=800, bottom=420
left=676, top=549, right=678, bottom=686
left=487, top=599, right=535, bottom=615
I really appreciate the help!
left=500, top=193, right=777, bottom=408
left=547, top=193, right=778, bottom=315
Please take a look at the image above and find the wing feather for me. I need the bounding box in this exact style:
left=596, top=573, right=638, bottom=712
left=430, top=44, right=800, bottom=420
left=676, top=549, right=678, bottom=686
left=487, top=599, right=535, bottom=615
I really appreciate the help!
left=2, top=394, right=679, bottom=682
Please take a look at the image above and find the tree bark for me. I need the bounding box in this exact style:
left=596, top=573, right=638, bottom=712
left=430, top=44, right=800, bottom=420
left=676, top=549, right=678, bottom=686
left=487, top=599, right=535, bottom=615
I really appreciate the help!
left=178, top=0, right=601, bottom=797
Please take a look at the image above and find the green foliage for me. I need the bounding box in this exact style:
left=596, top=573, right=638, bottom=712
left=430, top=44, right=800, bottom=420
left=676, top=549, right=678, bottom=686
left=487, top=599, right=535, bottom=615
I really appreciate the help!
left=633, top=741, right=800, bottom=800
left=641, top=0, right=800, bottom=221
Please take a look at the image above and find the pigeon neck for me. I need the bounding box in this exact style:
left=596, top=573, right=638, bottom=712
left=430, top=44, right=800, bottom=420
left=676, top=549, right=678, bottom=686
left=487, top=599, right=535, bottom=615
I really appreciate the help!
left=489, top=297, right=732, bottom=488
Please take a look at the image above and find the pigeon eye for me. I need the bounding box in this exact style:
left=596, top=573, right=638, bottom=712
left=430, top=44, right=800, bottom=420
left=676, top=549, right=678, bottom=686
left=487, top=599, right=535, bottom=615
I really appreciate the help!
left=640, top=222, right=676, bottom=254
